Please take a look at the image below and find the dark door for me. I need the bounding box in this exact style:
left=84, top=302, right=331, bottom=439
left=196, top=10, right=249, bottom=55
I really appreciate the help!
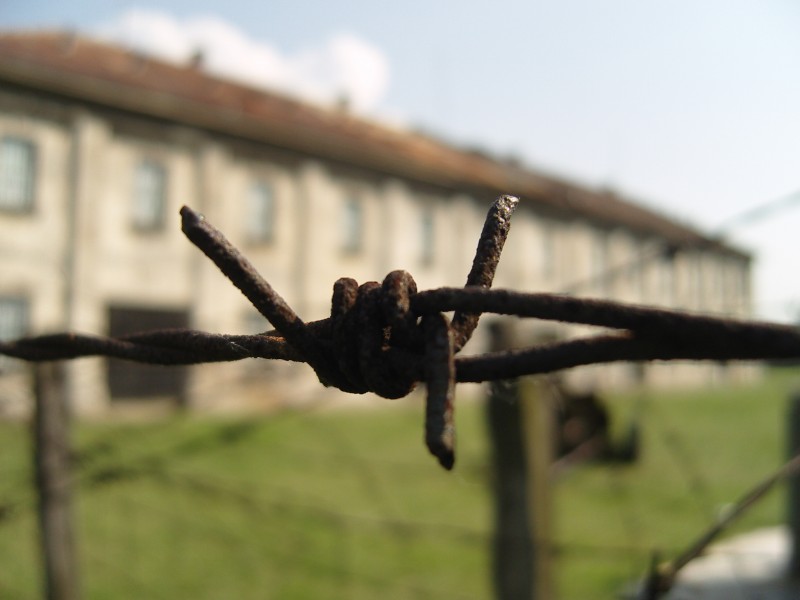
left=106, top=305, right=189, bottom=403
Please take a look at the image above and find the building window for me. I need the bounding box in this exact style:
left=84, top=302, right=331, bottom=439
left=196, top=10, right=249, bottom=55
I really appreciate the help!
left=591, top=231, right=610, bottom=295
left=420, top=208, right=435, bottom=265
left=660, top=252, right=676, bottom=307
left=540, top=224, right=556, bottom=280
left=245, top=181, right=276, bottom=243
left=0, top=296, right=28, bottom=340
left=693, top=255, right=705, bottom=309
left=341, top=197, right=363, bottom=254
left=737, top=267, right=750, bottom=313
left=0, top=296, right=28, bottom=372
left=0, top=137, right=36, bottom=212
left=132, top=160, right=167, bottom=231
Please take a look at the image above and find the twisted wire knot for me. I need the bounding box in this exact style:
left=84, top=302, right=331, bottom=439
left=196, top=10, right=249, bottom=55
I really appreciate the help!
left=275, top=268, right=459, bottom=469
left=324, top=270, right=422, bottom=399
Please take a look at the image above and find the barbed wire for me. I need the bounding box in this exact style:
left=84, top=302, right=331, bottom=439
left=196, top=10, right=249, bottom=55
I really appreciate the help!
left=560, top=186, right=800, bottom=297
left=641, top=450, right=800, bottom=599
left=3, top=195, right=800, bottom=472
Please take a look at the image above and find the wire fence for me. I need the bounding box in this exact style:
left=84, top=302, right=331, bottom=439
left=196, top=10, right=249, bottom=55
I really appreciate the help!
left=3, top=196, right=800, bottom=464
left=1, top=385, right=792, bottom=599
left=0, top=393, right=699, bottom=600
left=0, top=393, right=557, bottom=600
left=1, top=195, right=799, bottom=598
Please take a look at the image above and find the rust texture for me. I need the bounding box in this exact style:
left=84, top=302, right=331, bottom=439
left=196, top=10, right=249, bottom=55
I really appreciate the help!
left=422, top=313, right=456, bottom=469
left=3, top=195, right=800, bottom=473
left=450, top=194, right=518, bottom=352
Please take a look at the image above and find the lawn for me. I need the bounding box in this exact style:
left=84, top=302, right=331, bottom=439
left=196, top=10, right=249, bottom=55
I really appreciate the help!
left=1, top=366, right=798, bottom=599
left=556, top=366, right=800, bottom=598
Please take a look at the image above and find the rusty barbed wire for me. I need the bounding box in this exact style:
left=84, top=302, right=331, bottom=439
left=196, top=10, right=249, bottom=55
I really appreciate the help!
left=2, top=195, right=800, bottom=469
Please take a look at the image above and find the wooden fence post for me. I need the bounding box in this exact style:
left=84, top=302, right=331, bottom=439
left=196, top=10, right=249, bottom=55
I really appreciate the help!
left=520, top=376, right=554, bottom=599
left=33, top=362, right=80, bottom=600
left=788, top=390, right=800, bottom=579
left=487, top=322, right=554, bottom=600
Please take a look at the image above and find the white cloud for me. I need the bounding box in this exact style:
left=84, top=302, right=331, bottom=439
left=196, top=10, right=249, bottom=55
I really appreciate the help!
left=93, top=8, right=391, bottom=113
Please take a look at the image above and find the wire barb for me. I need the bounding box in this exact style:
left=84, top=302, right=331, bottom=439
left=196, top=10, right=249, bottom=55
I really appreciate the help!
left=180, top=206, right=339, bottom=386
left=422, top=313, right=456, bottom=470
left=450, top=194, right=519, bottom=352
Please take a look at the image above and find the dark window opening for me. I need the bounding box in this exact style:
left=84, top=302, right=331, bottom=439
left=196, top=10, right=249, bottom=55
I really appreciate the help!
left=132, top=159, right=167, bottom=231
left=107, top=305, right=189, bottom=403
left=341, top=197, right=363, bottom=254
left=0, top=137, right=36, bottom=212
left=0, top=295, right=29, bottom=372
left=246, top=181, right=276, bottom=243
left=420, top=208, right=435, bottom=266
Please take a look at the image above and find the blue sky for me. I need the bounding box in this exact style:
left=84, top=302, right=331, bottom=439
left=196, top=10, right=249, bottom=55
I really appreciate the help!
left=2, top=1, right=799, bottom=321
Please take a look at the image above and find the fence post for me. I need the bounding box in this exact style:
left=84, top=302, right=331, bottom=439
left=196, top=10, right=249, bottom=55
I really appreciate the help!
left=33, top=362, right=80, bottom=600
left=788, top=391, right=800, bottom=578
left=487, top=322, right=553, bottom=600
left=520, top=376, right=554, bottom=599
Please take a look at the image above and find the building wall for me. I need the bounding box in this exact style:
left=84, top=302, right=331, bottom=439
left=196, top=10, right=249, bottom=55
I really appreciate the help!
left=0, top=86, right=758, bottom=417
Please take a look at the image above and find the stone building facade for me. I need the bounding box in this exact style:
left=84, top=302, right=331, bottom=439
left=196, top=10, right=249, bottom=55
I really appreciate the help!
left=0, top=31, right=754, bottom=415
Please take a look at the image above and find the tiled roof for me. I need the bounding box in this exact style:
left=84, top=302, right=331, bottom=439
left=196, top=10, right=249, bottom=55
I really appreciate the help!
left=0, top=30, right=746, bottom=258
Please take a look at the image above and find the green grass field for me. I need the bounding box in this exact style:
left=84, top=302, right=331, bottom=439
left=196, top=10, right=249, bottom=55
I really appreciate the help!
left=1, top=366, right=799, bottom=599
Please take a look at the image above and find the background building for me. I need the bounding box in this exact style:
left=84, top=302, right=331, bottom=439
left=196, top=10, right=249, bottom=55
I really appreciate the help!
left=0, top=31, right=755, bottom=416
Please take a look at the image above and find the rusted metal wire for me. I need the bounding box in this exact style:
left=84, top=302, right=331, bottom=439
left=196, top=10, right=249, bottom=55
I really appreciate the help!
left=422, top=313, right=456, bottom=469
left=4, top=193, right=800, bottom=592
left=450, top=194, right=518, bottom=352
left=2, top=195, right=800, bottom=470
left=640, top=451, right=800, bottom=599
